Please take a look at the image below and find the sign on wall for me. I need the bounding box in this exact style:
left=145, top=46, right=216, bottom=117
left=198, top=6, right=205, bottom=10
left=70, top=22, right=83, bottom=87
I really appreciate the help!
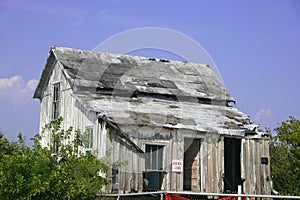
left=172, top=160, right=183, bottom=172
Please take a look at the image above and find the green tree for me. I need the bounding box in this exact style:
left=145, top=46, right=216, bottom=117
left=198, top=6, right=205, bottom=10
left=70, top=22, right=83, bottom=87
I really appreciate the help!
left=270, top=116, right=300, bottom=195
left=0, top=117, right=110, bottom=200
left=0, top=131, right=18, bottom=158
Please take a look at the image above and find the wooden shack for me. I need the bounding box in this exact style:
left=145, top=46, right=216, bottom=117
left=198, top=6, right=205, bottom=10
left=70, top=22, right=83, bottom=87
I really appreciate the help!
left=34, top=46, right=272, bottom=195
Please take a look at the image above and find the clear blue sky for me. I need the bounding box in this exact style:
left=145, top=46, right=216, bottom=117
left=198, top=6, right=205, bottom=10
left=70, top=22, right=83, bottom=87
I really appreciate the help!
left=0, top=0, right=299, bottom=142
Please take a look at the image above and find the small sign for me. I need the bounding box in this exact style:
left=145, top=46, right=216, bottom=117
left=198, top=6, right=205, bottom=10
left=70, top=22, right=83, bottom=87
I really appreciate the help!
left=172, top=160, right=183, bottom=172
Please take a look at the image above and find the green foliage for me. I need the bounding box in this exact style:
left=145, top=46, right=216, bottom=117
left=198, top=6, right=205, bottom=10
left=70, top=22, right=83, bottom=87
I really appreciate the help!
left=0, top=131, right=19, bottom=158
left=0, top=117, right=110, bottom=200
left=270, top=116, right=300, bottom=195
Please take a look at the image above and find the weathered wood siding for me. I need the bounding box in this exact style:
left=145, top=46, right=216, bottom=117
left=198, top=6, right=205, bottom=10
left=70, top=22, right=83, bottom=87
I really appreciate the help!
left=242, top=136, right=271, bottom=195
left=106, top=127, right=271, bottom=194
left=106, top=127, right=144, bottom=193
left=39, top=62, right=98, bottom=148
left=38, top=62, right=271, bottom=195
left=200, top=134, right=224, bottom=193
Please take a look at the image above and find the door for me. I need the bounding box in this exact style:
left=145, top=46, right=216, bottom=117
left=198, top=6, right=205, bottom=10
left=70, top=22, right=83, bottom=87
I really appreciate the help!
left=224, top=137, right=242, bottom=193
left=184, top=138, right=201, bottom=191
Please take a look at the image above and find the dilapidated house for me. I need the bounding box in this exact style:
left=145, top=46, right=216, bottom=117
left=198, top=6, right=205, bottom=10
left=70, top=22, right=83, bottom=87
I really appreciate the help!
left=34, top=46, right=272, bottom=195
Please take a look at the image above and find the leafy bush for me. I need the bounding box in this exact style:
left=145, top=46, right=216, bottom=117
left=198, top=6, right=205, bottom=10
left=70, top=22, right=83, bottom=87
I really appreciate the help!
left=0, top=117, right=110, bottom=200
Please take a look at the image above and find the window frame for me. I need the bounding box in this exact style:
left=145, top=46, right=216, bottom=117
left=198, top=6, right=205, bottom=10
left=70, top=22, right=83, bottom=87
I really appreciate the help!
left=52, top=82, right=60, bottom=119
left=84, top=126, right=94, bottom=154
left=143, top=144, right=165, bottom=191
left=145, top=144, right=164, bottom=171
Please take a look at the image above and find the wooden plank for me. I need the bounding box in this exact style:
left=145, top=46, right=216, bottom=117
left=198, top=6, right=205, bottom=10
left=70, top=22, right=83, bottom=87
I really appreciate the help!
left=210, top=139, right=216, bottom=193
left=105, top=129, right=113, bottom=193
left=240, top=138, right=246, bottom=193
left=256, top=140, right=261, bottom=194
left=173, top=135, right=179, bottom=191
left=207, top=137, right=213, bottom=192
left=164, top=141, right=170, bottom=191
left=214, top=139, right=219, bottom=193
left=192, top=140, right=200, bottom=191
left=245, top=139, right=250, bottom=194
left=260, top=138, right=266, bottom=195
left=250, top=140, right=255, bottom=194
left=171, top=137, right=176, bottom=191
left=177, top=133, right=184, bottom=191
left=138, top=149, right=144, bottom=192
left=264, top=137, right=271, bottom=194
left=177, top=147, right=183, bottom=190
left=134, top=152, right=139, bottom=192
left=200, top=138, right=207, bottom=192
left=216, top=137, right=222, bottom=193
left=219, top=136, right=224, bottom=193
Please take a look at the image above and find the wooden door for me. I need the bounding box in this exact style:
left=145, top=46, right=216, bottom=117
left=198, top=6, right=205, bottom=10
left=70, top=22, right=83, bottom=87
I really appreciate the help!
left=184, top=139, right=200, bottom=191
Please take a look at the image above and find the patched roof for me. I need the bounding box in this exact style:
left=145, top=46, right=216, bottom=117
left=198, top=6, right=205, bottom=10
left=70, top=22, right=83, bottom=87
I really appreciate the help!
left=34, top=46, right=234, bottom=102
left=34, top=46, right=256, bottom=136
left=76, top=92, right=251, bottom=136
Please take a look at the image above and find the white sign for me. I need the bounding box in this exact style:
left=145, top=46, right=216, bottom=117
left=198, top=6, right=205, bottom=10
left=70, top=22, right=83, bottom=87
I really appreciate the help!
left=172, top=160, right=183, bottom=172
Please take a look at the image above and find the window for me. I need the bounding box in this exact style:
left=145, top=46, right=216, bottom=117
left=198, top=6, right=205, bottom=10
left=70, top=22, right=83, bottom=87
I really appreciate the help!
left=53, top=83, right=60, bottom=119
left=145, top=145, right=163, bottom=170
left=84, top=127, right=93, bottom=154
left=144, top=145, right=164, bottom=191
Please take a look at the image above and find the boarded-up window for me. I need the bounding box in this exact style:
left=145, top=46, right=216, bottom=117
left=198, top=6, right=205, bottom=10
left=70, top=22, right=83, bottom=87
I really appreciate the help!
left=53, top=83, right=60, bottom=119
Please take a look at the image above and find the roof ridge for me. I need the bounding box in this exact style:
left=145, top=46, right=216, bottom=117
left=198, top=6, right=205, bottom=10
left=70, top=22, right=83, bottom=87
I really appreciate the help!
left=51, top=45, right=209, bottom=66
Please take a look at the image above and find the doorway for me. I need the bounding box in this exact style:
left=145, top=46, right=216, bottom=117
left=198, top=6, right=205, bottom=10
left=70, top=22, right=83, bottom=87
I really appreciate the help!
left=224, top=137, right=242, bottom=193
left=184, top=138, right=201, bottom=191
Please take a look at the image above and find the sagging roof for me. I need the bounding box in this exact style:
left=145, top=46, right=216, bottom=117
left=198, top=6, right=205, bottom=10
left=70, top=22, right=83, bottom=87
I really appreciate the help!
left=34, top=46, right=234, bottom=102
left=34, top=46, right=256, bottom=136
left=77, top=92, right=251, bottom=135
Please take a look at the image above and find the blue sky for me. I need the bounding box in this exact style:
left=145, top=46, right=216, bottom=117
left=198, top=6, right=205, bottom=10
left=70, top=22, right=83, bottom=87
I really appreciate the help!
left=0, top=0, right=299, bottom=142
